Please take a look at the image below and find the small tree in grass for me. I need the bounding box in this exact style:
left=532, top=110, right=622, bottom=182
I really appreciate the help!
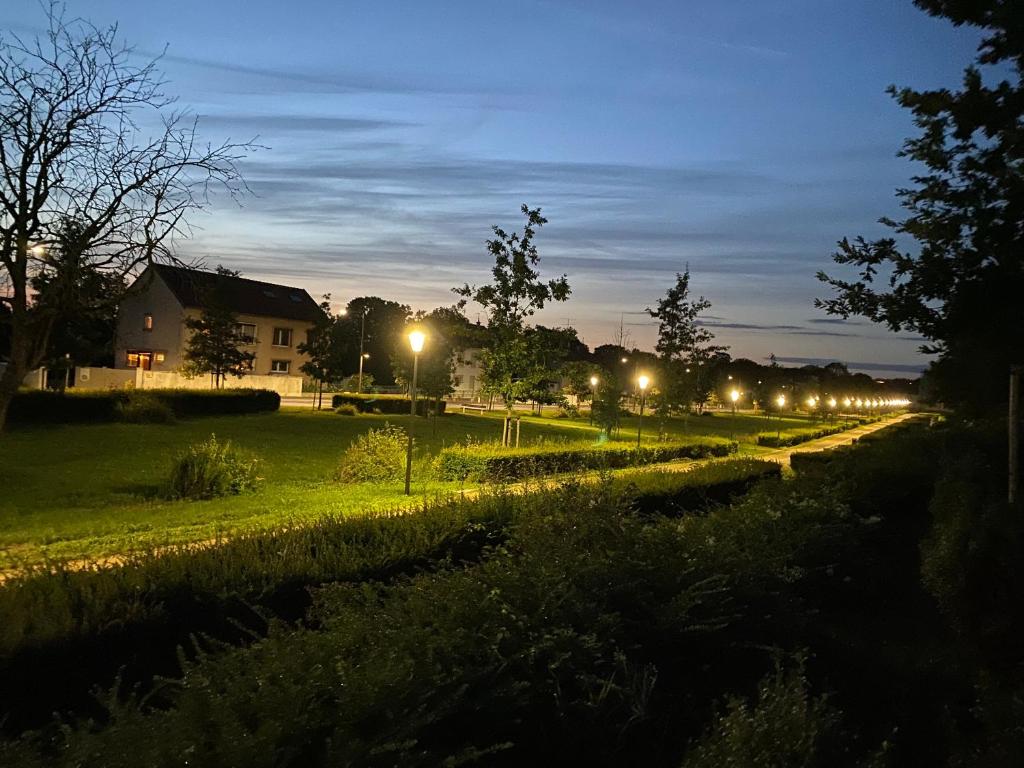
left=298, top=296, right=344, bottom=409
left=455, top=204, right=570, bottom=444
left=182, top=267, right=254, bottom=388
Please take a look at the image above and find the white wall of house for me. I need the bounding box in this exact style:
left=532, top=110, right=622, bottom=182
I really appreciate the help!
left=115, top=268, right=186, bottom=371
left=452, top=348, right=485, bottom=400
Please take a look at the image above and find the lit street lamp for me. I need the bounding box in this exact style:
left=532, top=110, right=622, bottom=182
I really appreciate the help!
left=636, top=374, right=650, bottom=450
left=358, top=353, right=370, bottom=393
left=589, top=375, right=599, bottom=426
left=404, top=329, right=426, bottom=495
left=729, top=388, right=740, bottom=416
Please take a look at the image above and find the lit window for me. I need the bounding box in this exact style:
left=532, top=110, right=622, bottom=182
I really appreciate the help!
left=236, top=323, right=257, bottom=344
left=126, top=352, right=140, bottom=367
left=154, top=352, right=166, bottom=364
left=143, top=314, right=153, bottom=331
left=271, top=359, right=290, bottom=374
left=272, top=327, right=292, bottom=347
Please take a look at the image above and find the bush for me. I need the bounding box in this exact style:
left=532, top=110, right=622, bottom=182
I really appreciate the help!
left=166, top=435, right=262, bottom=500
left=756, top=423, right=849, bottom=448
left=334, top=404, right=359, bottom=416
left=681, top=659, right=850, bottom=768
left=331, top=392, right=443, bottom=416
left=6, top=388, right=279, bottom=427
left=6, top=389, right=125, bottom=425
left=147, top=388, right=280, bottom=417
left=115, top=394, right=176, bottom=424
left=433, top=437, right=736, bottom=482
left=336, top=424, right=408, bottom=483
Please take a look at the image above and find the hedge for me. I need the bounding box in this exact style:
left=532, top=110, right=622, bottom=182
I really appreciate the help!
left=6, top=388, right=279, bottom=426
left=433, top=437, right=736, bottom=482
left=0, top=458, right=774, bottom=737
left=331, top=392, right=445, bottom=416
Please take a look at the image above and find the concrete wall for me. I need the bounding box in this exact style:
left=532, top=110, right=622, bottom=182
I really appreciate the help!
left=115, top=266, right=186, bottom=370
left=75, top=366, right=137, bottom=389
left=137, top=369, right=304, bottom=396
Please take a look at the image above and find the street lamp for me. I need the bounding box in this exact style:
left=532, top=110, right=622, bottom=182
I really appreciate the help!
left=589, top=375, right=599, bottom=425
left=356, top=306, right=370, bottom=393
left=358, top=353, right=370, bottom=393
left=404, top=329, right=426, bottom=495
left=729, top=388, right=740, bottom=416
left=636, top=374, right=650, bottom=450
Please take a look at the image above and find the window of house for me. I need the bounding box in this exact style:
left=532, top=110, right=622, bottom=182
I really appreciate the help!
left=272, top=327, right=292, bottom=347
left=271, top=359, right=290, bottom=374
left=143, top=314, right=153, bottom=331
left=154, top=352, right=166, bottom=364
left=236, top=323, right=257, bottom=344
left=126, top=352, right=140, bottom=367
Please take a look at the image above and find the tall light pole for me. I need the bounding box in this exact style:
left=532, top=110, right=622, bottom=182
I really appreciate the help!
left=729, top=388, right=740, bottom=416
left=636, top=374, right=650, bottom=450
left=589, top=374, right=599, bottom=426
left=358, top=353, right=370, bottom=392
left=405, top=329, right=426, bottom=496
left=775, top=394, right=786, bottom=439
left=356, top=306, right=370, bottom=393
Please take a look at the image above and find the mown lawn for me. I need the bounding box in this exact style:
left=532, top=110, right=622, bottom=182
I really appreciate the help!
left=0, top=407, right=835, bottom=568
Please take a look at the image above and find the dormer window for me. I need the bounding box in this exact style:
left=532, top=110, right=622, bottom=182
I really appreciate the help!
left=143, top=314, right=153, bottom=331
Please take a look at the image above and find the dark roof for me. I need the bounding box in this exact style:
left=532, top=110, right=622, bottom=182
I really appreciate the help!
left=149, top=264, right=324, bottom=323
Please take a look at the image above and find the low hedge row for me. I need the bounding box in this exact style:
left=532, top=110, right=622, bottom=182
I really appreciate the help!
left=433, top=437, right=737, bottom=481
left=331, top=392, right=445, bottom=416
left=0, top=458, right=774, bottom=737
left=7, top=389, right=280, bottom=426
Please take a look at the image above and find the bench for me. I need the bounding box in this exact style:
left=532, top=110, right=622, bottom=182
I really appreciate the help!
left=459, top=403, right=488, bottom=413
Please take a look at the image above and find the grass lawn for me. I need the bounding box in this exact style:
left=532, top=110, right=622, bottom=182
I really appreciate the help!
left=0, top=407, right=837, bottom=568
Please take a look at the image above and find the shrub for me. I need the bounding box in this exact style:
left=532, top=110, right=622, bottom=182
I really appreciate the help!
left=331, top=392, right=442, bottom=416
left=336, top=424, right=408, bottom=483
left=334, top=403, right=359, bottom=416
left=433, top=437, right=736, bottom=482
left=116, top=393, right=176, bottom=424
left=6, top=388, right=279, bottom=427
left=6, top=389, right=126, bottom=425
left=680, top=659, right=850, bottom=768
left=166, top=435, right=262, bottom=500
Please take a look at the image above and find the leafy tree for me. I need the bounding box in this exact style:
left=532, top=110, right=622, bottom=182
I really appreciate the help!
left=29, top=218, right=125, bottom=378
left=297, top=296, right=345, bottom=409
left=561, top=360, right=601, bottom=404
left=647, top=268, right=728, bottom=414
left=182, top=267, right=254, bottom=388
left=816, top=0, right=1024, bottom=414
left=341, top=297, right=411, bottom=386
left=591, top=368, right=624, bottom=437
left=455, top=204, right=570, bottom=441
left=392, top=306, right=478, bottom=415
left=0, top=8, right=251, bottom=429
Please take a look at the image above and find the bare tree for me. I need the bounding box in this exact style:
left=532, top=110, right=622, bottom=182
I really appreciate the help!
left=0, top=5, right=254, bottom=429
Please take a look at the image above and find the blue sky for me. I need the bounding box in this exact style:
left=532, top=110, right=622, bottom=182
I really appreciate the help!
left=5, top=1, right=983, bottom=376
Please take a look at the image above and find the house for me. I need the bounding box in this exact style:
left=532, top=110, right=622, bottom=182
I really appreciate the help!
left=452, top=347, right=485, bottom=400
left=115, top=264, right=323, bottom=378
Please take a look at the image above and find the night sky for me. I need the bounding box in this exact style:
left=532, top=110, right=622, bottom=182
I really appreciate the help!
left=5, top=1, right=983, bottom=376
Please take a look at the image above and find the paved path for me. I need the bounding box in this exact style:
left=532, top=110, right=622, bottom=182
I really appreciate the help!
left=0, top=414, right=917, bottom=583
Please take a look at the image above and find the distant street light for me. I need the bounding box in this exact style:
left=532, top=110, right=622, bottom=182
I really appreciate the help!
left=636, top=375, right=650, bottom=450
left=356, top=306, right=370, bottom=392
left=589, top=375, right=599, bottom=425
left=729, top=388, right=740, bottom=416
left=357, top=353, right=370, bottom=393
left=404, top=329, right=426, bottom=495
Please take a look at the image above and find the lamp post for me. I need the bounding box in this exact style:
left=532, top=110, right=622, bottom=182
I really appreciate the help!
left=404, top=329, right=426, bottom=496
left=358, top=353, right=370, bottom=392
left=636, top=374, right=650, bottom=450
left=589, top=375, right=599, bottom=426
left=775, top=394, right=786, bottom=439
left=729, top=388, right=740, bottom=416
left=356, top=306, right=370, bottom=393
